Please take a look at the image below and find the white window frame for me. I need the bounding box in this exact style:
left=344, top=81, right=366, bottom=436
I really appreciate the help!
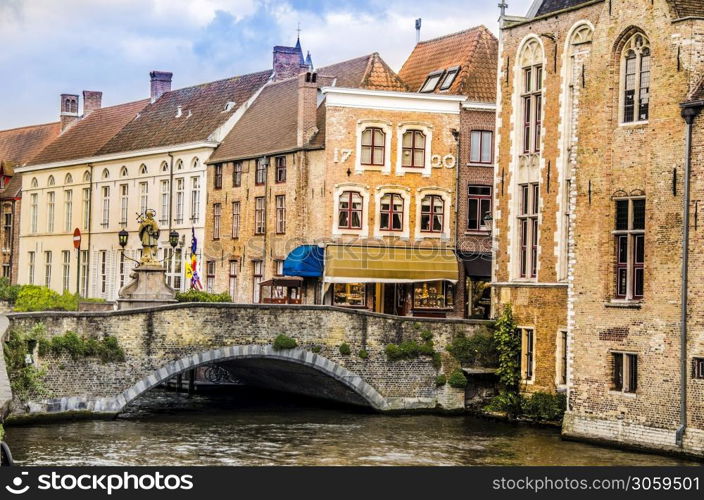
left=396, top=123, right=433, bottom=177
left=373, top=186, right=410, bottom=239
left=355, top=120, right=392, bottom=174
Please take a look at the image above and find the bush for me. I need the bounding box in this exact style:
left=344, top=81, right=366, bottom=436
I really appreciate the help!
left=494, top=305, right=521, bottom=392
left=485, top=390, right=523, bottom=418
left=14, top=286, right=80, bottom=312
left=0, top=277, right=21, bottom=304
left=39, top=331, right=125, bottom=363
left=3, top=325, right=49, bottom=400
left=310, top=345, right=322, bottom=354
left=273, top=334, right=297, bottom=350
left=420, top=330, right=433, bottom=342
left=432, top=352, right=442, bottom=370
left=522, top=392, right=567, bottom=421
left=339, top=343, right=351, bottom=356
left=175, top=289, right=231, bottom=302
left=447, top=332, right=498, bottom=367
left=447, top=368, right=468, bottom=389
left=384, top=340, right=435, bottom=361
left=435, top=374, right=447, bottom=386
left=358, top=349, right=369, bottom=359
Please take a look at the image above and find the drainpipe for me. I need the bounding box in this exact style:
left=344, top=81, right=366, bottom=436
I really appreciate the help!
left=167, top=153, right=174, bottom=236
left=677, top=102, right=702, bottom=447
left=86, top=164, right=94, bottom=297
left=451, top=128, right=462, bottom=317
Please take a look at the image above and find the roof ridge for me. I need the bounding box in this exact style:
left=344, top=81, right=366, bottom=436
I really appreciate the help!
left=416, top=25, right=493, bottom=45
left=160, top=68, right=273, bottom=95
left=0, top=121, right=60, bottom=134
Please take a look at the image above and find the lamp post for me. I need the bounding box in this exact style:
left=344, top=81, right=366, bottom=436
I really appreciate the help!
left=116, top=227, right=179, bottom=264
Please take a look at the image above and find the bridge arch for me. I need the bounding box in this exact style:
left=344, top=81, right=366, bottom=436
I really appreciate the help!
left=114, top=345, right=389, bottom=412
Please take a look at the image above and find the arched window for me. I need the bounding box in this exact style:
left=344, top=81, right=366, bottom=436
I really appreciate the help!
left=83, top=171, right=91, bottom=183
left=101, top=168, right=110, bottom=180
left=176, top=160, right=183, bottom=170
left=64, top=173, right=73, bottom=184
left=379, top=193, right=403, bottom=231
left=160, top=161, right=169, bottom=173
left=139, top=164, right=148, bottom=175
left=47, top=175, right=55, bottom=186
left=620, top=32, right=650, bottom=123
left=30, top=177, right=38, bottom=188
left=519, top=38, right=544, bottom=154
left=420, top=195, right=444, bottom=233
left=361, top=127, right=385, bottom=166
left=192, top=157, right=200, bottom=169
left=120, top=166, right=128, bottom=177
left=401, top=130, right=426, bottom=168
left=338, top=191, right=363, bottom=229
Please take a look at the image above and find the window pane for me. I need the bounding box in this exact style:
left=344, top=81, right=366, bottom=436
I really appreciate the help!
left=372, top=147, right=384, bottom=165
left=421, top=198, right=431, bottom=213
left=634, top=234, right=645, bottom=263
left=618, top=235, right=628, bottom=264
left=339, top=212, right=349, bottom=228
left=634, top=268, right=644, bottom=297
left=402, top=132, right=413, bottom=148
left=481, top=131, right=493, bottom=162
left=617, top=268, right=628, bottom=296
left=361, top=129, right=372, bottom=145
left=421, top=214, right=430, bottom=230
left=373, top=129, right=384, bottom=144
left=351, top=212, right=361, bottom=228
left=616, top=200, right=629, bottom=230
left=413, top=150, right=424, bottom=167
left=480, top=199, right=491, bottom=226
left=380, top=213, right=389, bottom=229
left=470, top=132, right=481, bottom=163
left=402, top=150, right=412, bottom=166
left=433, top=197, right=443, bottom=212
left=613, top=353, right=624, bottom=391
left=392, top=214, right=402, bottom=230
left=632, top=199, right=645, bottom=230
left=361, top=146, right=372, bottom=164
left=433, top=215, right=442, bottom=232
left=468, top=199, right=478, bottom=230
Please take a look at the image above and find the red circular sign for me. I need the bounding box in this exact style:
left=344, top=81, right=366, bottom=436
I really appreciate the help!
left=73, top=228, right=81, bottom=249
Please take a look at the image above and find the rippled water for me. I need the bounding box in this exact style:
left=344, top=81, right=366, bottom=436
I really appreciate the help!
left=5, top=388, right=698, bottom=466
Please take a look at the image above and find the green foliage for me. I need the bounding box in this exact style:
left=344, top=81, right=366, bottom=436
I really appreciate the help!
left=39, top=331, right=125, bottom=363
left=273, top=334, right=297, bottom=350
left=310, top=345, right=322, bottom=354
left=0, top=277, right=21, bottom=304
left=522, top=392, right=567, bottom=421
left=3, top=325, right=49, bottom=401
left=447, top=368, right=468, bottom=389
left=435, top=374, right=447, bottom=386
left=432, top=352, right=442, bottom=370
left=485, top=390, right=523, bottom=418
left=339, top=343, right=351, bottom=356
left=447, top=332, right=499, bottom=367
left=384, top=340, right=435, bottom=361
left=420, top=330, right=433, bottom=342
left=13, top=286, right=80, bottom=312
left=358, top=349, right=369, bottom=359
left=175, top=289, right=231, bottom=303
left=494, top=305, right=521, bottom=391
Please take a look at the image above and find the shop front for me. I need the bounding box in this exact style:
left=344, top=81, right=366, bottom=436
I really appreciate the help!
left=458, top=251, right=492, bottom=319
left=259, top=277, right=303, bottom=304
left=324, top=245, right=459, bottom=317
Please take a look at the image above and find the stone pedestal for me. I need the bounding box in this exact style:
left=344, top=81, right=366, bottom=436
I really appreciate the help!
left=117, top=264, right=177, bottom=310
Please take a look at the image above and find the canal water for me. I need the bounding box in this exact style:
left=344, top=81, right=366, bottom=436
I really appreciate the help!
left=5, top=388, right=698, bottom=466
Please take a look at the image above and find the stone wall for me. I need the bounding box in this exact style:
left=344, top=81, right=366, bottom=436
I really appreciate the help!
left=6, top=303, right=492, bottom=418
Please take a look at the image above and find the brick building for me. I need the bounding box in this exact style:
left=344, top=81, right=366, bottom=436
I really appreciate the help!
left=399, top=26, right=498, bottom=318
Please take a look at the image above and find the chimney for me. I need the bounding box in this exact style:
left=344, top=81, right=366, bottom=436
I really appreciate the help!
left=273, top=44, right=307, bottom=81
left=150, top=71, right=173, bottom=103
left=82, top=90, right=102, bottom=116
left=415, top=18, right=422, bottom=43
left=60, top=93, right=80, bottom=132
left=297, top=71, right=318, bottom=147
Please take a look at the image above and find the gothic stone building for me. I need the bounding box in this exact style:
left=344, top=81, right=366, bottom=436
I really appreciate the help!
left=497, top=0, right=704, bottom=456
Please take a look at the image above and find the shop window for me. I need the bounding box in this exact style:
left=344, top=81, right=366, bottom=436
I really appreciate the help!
left=379, top=193, right=403, bottom=231
left=412, top=281, right=454, bottom=310
left=333, top=283, right=366, bottom=307
left=468, top=186, right=492, bottom=231
left=612, top=352, right=637, bottom=393
left=420, top=195, right=444, bottom=233
left=338, top=191, right=363, bottom=229
left=361, top=127, right=385, bottom=166
left=615, top=198, right=645, bottom=300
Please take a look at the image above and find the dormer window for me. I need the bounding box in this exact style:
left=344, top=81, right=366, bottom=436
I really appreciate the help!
left=439, top=66, right=460, bottom=91
left=420, top=70, right=444, bottom=93
left=224, top=101, right=236, bottom=112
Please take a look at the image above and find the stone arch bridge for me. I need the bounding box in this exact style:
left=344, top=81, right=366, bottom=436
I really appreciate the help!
left=3, top=304, right=492, bottom=418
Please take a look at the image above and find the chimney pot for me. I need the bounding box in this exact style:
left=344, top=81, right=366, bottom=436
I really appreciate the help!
left=82, top=90, right=102, bottom=116
left=150, top=71, right=173, bottom=103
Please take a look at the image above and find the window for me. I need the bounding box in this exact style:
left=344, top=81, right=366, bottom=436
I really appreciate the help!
left=379, top=193, right=403, bottom=231
left=101, top=186, right=110, bottom=227
left=612, top=352, right=637, bottom=393
left=413, top=281, right=454, bottom=309
left=30, top=177, right=38, bottom=188
left=1, top=264, right=9, bottom=279
left=2, top=212, right=12, bottom=250
left=44, top=250, right=52, bottom=287
left=62, top=250, right=70, bottom=292
left=28, top=251, right=35, bottom=285
left=420, top=195, right=444, bottom=233
left=254, top=197, right=265, bottom=235
left=439, top=66, right=460, bottom=91
left=214, top=164, right=223, bottom=189
left=518, top=183, right=539, bottom=278
left=30, top=193, right=38, bottom=234
left=48, top=175, right=55, bottom=186
left=255, top=158, right=267, bottom=185
left=693, top=357, right=704, bottom=380
left=190, top=177, right=200, bottom=223
left=82, top=188, right=90, bottom=231
left=519, top=39, right=544, bottom=154
left=120, top=166, right=128, bottom=177
left=420, top=70, right=443, bottom=92
left=100, top=250, right=107, bottom=294
left=164, top=247, right=182, bottom=290
left=231, top=201, right=240, bottom=238
left=275, top=195, right=286, bottom=234
left=100, top=169, right=109, bottom=180
left=402, top=130, right=426, bottom=168
left=334, top=283, right=366, bottom=307
left=615, top=198, right=645, bottom=300
left=228, top=260, right=238, bottom=300
left=252, top=260, right=263, bottom=302
left=47, top=191, right=55, bottom=232
left=139, top=164, right=148, bottom=175
left=558, top=330, right=568, bottom=386
left=119, top=252, right=126, bottom=289
left=161, top=161, right=169, bottom=173
left=160, top=180, right=169, bottom=224
left=206, top=260, right=215, bottom=293
left=274, top=259, right=284, bottom=276
left=621, top=33, right=650, bottom=123
left=338, top=191, right=363, bottom=229
left=361, top=128, right=385, bottom=166
left=64, top=190, right=73, bottom=232
left=275, top=157, right=286, bottom=183
left=213, top=203, right=221, bottom=240
left=80, top=250, right=88, bottom=297
left=65, top=173, right=73, bottom=184
left=468, top=186, right=492, bottom=231
left=233, top=162, right=242, bottom=187
left=139, top=182, right=148, bottom=215
left=470, top=130, right=493, bottom=164
left=520, top=328, right=535, bottom=381
left=175, top=178, right=184, bottom=224
left=120, top=184, right=129, bottom=225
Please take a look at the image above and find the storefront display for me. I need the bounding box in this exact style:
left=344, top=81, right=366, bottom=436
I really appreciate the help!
left=333, top=283, right=366, bottom=307
left=412, top=281, right=454, bottom=310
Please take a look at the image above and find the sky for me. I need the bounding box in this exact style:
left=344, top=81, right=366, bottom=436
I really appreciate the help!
left=0, top=0, right=533, bottom=129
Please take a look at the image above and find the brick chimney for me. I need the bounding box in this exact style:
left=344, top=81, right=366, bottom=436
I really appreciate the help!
left=150, top=71, right=172, bottom=103
left=60, top=93, right=79, bottom=132
left=82, top=90, right=102, bottom=116
left=297, top=71, right=319, bottom=147
left=273, top=43, right=307, bottom=81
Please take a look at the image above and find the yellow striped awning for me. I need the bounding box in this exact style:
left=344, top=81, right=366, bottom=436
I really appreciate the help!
left=324, top=245, right=459, bottom=284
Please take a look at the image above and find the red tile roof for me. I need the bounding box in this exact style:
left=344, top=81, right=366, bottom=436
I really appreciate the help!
left=0, top=122, right=60, bottom=167
left=97, top=70, right=272, bottom=155
left=398, top=25, right=498, bottom=102
left=28, top=100, right=149, bottom=166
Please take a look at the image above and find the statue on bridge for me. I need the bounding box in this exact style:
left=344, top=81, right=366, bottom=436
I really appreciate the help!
left=138, top=209, right=160, bottom=265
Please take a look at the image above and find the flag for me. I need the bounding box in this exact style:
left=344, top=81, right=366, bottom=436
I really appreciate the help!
left=189, top=227, right=203, bottom=290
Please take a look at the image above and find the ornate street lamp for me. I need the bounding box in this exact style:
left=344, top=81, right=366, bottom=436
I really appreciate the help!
left=118, top=229, right=129, bottom=248
left=169, top=230, right=180, bottom=249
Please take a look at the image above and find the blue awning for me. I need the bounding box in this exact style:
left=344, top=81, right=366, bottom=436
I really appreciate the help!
left=283, top=245, right=324, bottom=277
